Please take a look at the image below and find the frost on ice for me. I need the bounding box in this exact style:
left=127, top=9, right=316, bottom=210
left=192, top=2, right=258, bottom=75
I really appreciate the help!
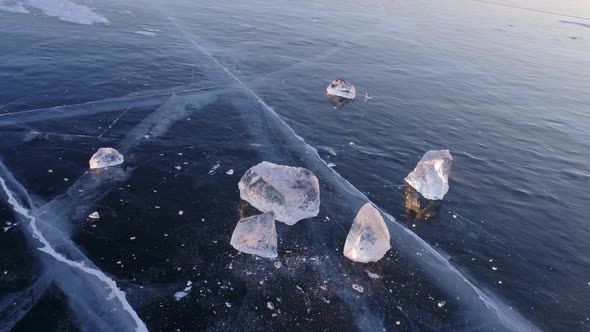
left=326, top=79, right=356, bottom=100
left=89, top=147, right=124, bottom=169
left=343, top=203, right=391, bottom=263
left=404, top=150, right=453, bottom=200
left=230, top=212, right=278, bottom=259
left=238, top=162, right=320, bottom=225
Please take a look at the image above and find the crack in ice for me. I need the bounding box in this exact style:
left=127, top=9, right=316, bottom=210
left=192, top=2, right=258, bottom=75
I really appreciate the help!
left=0, top=170, right=148, bottom=332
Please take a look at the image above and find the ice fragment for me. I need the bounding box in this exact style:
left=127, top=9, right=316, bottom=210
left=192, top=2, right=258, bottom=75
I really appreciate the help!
left=352, top=284, right=364, bottom=293
left=404, top=150, right=453, bottom=200
left=238, top=162, right=320, bottom=225
left=88, top=211, right=100, bottom=219
left=174, top=291, right=188, bottom=301
left=230, top=212, right=278, bottom=259
left=326, top=79, right=356, bottom=100
left=89, top=147, right=124, bottom=169
left=343, top=203, right=391, bottom=263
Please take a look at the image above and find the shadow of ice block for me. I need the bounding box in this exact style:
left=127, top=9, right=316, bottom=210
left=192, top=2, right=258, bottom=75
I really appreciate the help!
left=326, top=94, right=354, bottom=109
left=238, top=199, right=262, bottom=220
left=404, top=185, right=442, bottom=221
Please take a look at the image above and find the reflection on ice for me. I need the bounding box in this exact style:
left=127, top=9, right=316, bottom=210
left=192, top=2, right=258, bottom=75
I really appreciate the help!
left=326, top=94, right=354, bottom=109
left=343, top=203, right=391, bottom=263
left=238, top=199, right=262, bottom=220
left=405, top=185, right=442, bottom=220
left=230, top=212, right=278, bottom=259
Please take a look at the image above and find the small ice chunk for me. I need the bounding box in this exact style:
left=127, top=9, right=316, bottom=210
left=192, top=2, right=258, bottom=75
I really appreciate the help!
left=89, top=147, right=124, bottom=169
left=267, top=302, right=275, bottom=310
left=437, top=300, right=446, bottom=308
left=352, top=284, right=364, bottom=293
left=365, top=270, right=381, bottom=279
left=178, top=210, right=184, bottom=215
left=230, top=212, right=278, bottom=259
left=326, top=79, right=356, bottom=100
left=343, top=203, right=391, bottom=263
left=208, top=162, right=221, bottom=175
left=273, top=260, right=282, bottom=268
left=238, top=162, right=320, bottom=225
left=225, top=302, right=232, bottom=308
left=88, top=211, right=100, bottom=219
left=226, top=169, right=234, bottom=175
left=174, top=291, right=188, bottom=301
left=404, top=150, right=453, bottom=200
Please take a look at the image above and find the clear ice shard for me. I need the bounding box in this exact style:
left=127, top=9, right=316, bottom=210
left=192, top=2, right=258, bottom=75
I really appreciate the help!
left=326, top=79, right=356, bottom=100
left=230, top=212, right=278, bottom=259
left=89, top=147, right=124, bottom=169
left=238, top=162, right=320, bottom=225
left=343, top=203, right=391, bottom=263
left=404, top=150, right=453, bottom=200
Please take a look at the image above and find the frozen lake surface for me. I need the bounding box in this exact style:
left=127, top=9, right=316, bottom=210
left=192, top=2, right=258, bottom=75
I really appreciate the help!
left=1, top=0, right=589, bottom=331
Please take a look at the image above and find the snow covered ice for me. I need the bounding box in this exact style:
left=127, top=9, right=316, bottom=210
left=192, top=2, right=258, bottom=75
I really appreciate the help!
left=89, top=147, right=124, bottom=169
left=230, top=212, right=278, bottom=259
left=404, top=150, right=453, bottom=200
left=343, top=203, right=391, bottom=263
left=238, top=162, right=320, bottom=225
left=326, top=79, right=356, bottom=100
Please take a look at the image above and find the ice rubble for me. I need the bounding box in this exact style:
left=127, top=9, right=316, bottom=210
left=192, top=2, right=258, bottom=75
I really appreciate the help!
left=343, top=203, right=391, bottom=263
left=326, top=79, right=356, bottom=100
left=89, top=147, right=124, bottom=169
left=230, top=212, right=278, bottom=259
left=404, top=150, right=453, bottom=200
left=238, top=162, right=320, bottom=225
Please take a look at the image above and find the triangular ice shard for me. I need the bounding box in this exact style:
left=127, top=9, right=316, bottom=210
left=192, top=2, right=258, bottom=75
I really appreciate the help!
left=230, top=212, right=278, bottom=259
left=404, top=150, right=453, bottom=200
left=343, top=203, right=391, bottom=263
left=238, top=162, right=320, bottom=225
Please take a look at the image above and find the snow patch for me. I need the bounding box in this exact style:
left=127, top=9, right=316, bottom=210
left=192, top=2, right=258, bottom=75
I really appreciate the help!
left=0, top=1, right=29, bottom=14
left=20, top=0, right=109, bottom=25
left=134, top=30, right=156, bottom=36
